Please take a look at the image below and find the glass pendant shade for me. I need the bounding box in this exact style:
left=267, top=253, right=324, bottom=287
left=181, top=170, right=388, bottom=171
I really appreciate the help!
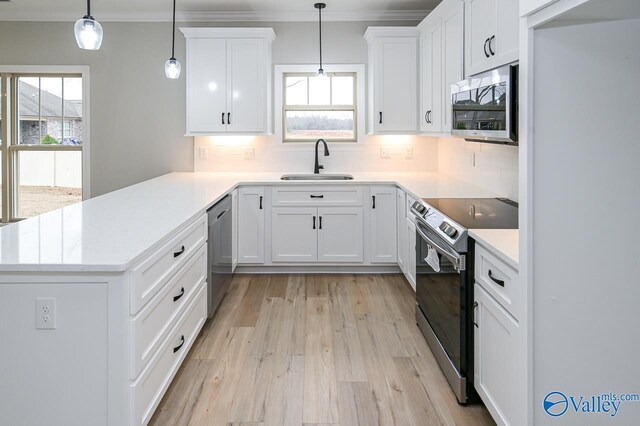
left=165, top=58, right=182, bottom=79
left=74, top=16, right=103, bottom=50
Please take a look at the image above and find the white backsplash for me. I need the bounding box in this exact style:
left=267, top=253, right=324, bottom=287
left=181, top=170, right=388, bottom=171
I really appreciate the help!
left=438, top=137, right=519, bottom=201
left=194, top=135, right=439, bottom=174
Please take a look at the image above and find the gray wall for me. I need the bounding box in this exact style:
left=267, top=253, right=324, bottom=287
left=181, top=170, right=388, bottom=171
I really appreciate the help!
left=0, top=20, right=415, bottom=196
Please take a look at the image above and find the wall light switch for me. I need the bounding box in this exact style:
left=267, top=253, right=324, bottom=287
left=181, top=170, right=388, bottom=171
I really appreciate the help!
left=380, top=148, right=391, bottom=159
left=199, top=147, right=208, bottom=160
left=244, top=148, right=255, bottom=160
left=36, top=297, right=57, bottom=330
left=405, top=147, right=413, bottom=159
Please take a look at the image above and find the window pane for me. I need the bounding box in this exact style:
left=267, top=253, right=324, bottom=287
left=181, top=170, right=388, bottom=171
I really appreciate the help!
left=285, top=76, right=307, bottom=105
left=18, top=77, right=41, bottom=145
left=63, top=77, right=83, bottom=145
left=332, top=76, right=354, bottom=105
left=17, top=151, right=82, bottom=218
left=40, top=77, right=63, bottom=143
left=285, top=110, right=354, bottom=140
left=309, top=76, right=330, bottom=105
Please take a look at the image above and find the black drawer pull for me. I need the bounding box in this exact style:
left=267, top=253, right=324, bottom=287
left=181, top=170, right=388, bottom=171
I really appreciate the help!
left=319, top=216, right=323, bottom=230
left=372, top=195, right=376, bottom=209
left=173, top=245, right=185, bottom=258
left=310, top=195, right=324, bottom=199
left=488, top=270, right=505, bottom=287
left=227, top=112, right=231, bottom=125
left=379, top=111, right=382, bottom=124
left=173, top=335, right=185, bottom=353
left=473, top=301, right=479, bottom=328
left=173, top=287, right=185, bottom=302
left=222, top=112, right=225, bottom=125
left=259, top=196, right=263, bottom=210
left=313, top=216, right=316, bottom=229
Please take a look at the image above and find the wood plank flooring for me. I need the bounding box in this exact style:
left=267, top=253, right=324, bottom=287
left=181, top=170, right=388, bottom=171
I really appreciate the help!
left=150, top=274, right=495, bottom=426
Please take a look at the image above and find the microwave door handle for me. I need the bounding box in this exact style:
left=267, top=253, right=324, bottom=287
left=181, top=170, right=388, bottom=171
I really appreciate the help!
left=416, top=222, right=463, bottom=271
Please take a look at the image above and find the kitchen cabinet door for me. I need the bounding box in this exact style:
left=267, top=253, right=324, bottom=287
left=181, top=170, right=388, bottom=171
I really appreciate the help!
left=237, top=187, right=265, bottom=264
left=474, top=283, right=520, bottom=426
left=317, top=207, right=364, bottom=263
left=493, top=0, right=519, bottom=68
left=406, top=218, right=417, bottom=290
left=420, top=15, right=443, bottom=133
left=396, top=189, right=406, bottom=272
left=271, top=208, right=318, bottom=262
left=186, top=38, right=227, bottom=133
left=367, top=32, right=418, bottom=134
left=231, top=189, right=238, bottom=271
left=441, top=0, right=464, bottom=133
left=369, top=187, right=398, bottom=263
left=226, top=39, right=267, bottom=133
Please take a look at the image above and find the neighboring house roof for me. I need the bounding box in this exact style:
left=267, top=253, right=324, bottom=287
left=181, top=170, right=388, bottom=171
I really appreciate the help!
left=19, top=80, right=82, bottom=119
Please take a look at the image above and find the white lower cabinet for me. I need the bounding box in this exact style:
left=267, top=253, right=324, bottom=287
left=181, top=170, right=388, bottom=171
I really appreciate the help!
left=405, top=218, right=417, bottom=290
left=271, top=206, right=364, bottom=263
left=474, top=283, right=519, bottom=426
left=238, top=187, right=265, bottom=264
left=369, top=186, right=398, bottom=263
left=396, top=189, right=407, bottom=273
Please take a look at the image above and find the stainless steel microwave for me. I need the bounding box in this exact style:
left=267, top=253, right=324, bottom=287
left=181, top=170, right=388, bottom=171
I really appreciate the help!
left=451, top=64, right=518, bottom=145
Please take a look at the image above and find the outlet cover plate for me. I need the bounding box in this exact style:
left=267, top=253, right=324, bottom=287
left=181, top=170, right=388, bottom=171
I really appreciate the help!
left=36, top=297, right=56, bottom=330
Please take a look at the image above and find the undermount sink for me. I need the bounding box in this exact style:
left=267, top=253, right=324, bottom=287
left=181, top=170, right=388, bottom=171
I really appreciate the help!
left=280, top=174, right=354, bottom=181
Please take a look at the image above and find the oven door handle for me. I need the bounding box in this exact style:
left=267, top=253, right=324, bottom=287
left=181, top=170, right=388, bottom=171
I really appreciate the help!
left=416, top=221, right=464, bottom=271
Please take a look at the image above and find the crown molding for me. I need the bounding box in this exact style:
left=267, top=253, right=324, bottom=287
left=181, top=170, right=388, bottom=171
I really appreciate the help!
left=0, top=9, right=430, bottom=23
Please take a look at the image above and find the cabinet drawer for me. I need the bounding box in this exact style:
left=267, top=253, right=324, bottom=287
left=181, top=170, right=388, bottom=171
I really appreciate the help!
left=475, top=244, right=519, bottom=319
left=271, top=186, right=363, bottom=207
left=130, top=245, right=207, bottom=379
left=130, top=283, right=207, bottom=426
left=130, top=214, right=207, bottom=314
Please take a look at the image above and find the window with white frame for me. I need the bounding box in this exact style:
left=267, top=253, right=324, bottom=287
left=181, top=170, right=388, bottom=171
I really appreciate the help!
left=282, top=72, right=358, bottom=142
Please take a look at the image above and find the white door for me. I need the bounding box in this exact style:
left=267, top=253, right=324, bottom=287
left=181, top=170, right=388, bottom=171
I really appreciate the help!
left=186, top=38, right=227, bottom=133
left=369, top=187, right=397, bottom=263
left=374, top=37, right=418, bottom=133
left=317, top=207, right=364, bottom=263
left=396, top=189, right=406, bottom=272
left=231, top=189, right=238, bottom=271
left=493, top=0, right=519, bottom=68
left=420, top=20, right=443, bottom=133
left=441, top=0, right=464, bottom=133
left=271, top=207, right=318, bottom=262
left=465, top=0, right=497, bottom=77
left=237, top=187, right=265, bottom=264
left=474, top=284, right=520, bottom=426
left=226, top=39, right=266, bottom=133
left=406, top=218, right=416, bottom=290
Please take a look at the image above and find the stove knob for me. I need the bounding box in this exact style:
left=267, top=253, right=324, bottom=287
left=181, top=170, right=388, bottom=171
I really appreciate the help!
left=439, top=222, right=458, bottom=238
left=414, top=203, right=426, bottom=213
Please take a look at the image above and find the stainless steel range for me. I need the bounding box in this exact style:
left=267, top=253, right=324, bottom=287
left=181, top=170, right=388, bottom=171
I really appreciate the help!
left=410, top=197, right=518, bottom=404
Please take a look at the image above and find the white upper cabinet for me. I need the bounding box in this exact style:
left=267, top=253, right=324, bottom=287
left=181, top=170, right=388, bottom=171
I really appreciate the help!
left=182, top=28, right=275, bottom=135
left=418, top=0, right=464, bottom=135
left=464, top=0, right=519, bottom=76
left=520, top=0, right=557, bottom=17
left=369, top=186, right=398, bottom=263
left=365, top=28, right=419, bottom=134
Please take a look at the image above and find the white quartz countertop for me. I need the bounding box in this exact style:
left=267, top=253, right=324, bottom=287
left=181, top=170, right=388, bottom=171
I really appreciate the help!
left=0, top=172, right=501, bottom=272
left=469, top=229, right=519, bottom=269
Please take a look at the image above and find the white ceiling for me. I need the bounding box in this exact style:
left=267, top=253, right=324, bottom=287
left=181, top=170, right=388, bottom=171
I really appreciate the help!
left=0, top=0, right=438, bottom=22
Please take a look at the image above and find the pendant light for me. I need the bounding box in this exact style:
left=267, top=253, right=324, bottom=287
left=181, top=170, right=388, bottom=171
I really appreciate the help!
left=165, top=0, right=182, bottom=79
left=74, top=0, right=103, bottom=50
left=314, top=3, right=327, bottom=77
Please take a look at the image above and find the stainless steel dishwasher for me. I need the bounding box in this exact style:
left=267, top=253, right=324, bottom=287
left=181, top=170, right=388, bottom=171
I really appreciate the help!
left=207, top=195, right=233, bottom=317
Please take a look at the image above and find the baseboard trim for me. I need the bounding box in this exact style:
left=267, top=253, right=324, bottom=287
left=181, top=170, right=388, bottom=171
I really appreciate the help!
left=234, top=265, right=402, bottom=274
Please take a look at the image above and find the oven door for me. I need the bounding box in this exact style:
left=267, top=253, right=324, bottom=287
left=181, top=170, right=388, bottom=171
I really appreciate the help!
left=415, top=220, right=471, bottom=402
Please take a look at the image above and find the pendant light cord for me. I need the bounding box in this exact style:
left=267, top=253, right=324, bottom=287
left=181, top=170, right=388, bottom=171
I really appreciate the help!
left=86, top=0, right=91, bottom=17
left=171, top=0, right=176, bottom=59
left=318, top=5, right=323, bottom=71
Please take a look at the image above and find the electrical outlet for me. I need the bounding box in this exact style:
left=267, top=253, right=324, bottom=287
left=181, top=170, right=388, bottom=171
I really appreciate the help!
left=198, top=146, right=208, bottom=160
left=405, top=147, right=413, bottom=159
left=36, top=298, right=56, bottom=330
left=244, top=148, right=255, bottom=160
left=471, top=152, right=476, bottom=167
left=380, top=148, right=392, bottom=159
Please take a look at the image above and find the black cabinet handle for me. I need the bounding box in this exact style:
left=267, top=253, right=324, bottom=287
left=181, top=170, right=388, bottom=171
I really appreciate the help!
left=259, top=196, right=263, bottom=210
left=222, top=112, right=225, bottom=125
left=379, top=111, right=382, bottom=124
left=473, top=301, right=479, bottom=328
left=488, top=35, right=496, bottom=56
left=425, top=111, right=429, bottom=123
left=173, top=335, right=185, bottom=353
left=484, top=38, right=490, bottom=58
left=372, top=195, right=376, bottom=209
left=488, top=270, right=505, bottom=287
left=173, top=245, right=185, bottom=258
left=310, top=195, right=324, bottom=199
left=173, top=287, right=185, bottom=302
left=319, top=216, right=323, bottom=230
left=227, top=112, right=231, bottom=125
left=313, top=216, right=316, bottom=230
left=426, top=110, right=432, bottom=123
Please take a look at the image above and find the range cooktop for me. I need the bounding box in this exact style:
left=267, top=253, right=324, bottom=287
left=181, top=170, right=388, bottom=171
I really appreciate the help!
left=421, top=198, right=519, bottom=230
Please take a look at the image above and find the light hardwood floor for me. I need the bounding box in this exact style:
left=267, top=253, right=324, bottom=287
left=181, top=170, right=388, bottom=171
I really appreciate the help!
left=150, top=274, right=495, bottom=426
